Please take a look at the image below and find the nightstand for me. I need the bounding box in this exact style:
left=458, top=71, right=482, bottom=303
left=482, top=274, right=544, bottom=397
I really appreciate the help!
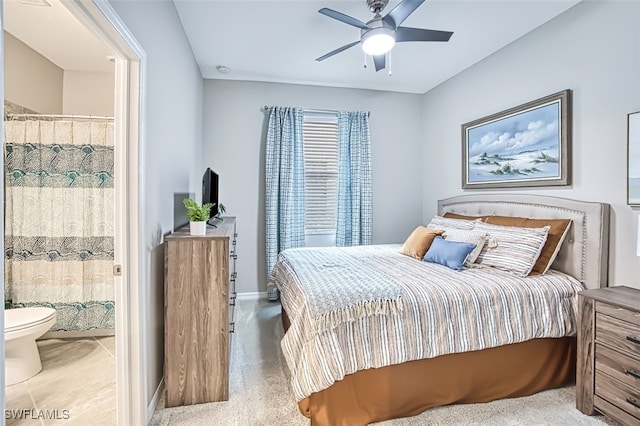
left=577, top=286, right=640, bottom=425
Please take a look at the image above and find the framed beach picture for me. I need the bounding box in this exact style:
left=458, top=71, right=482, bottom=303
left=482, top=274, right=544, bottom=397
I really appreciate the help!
left=462, top=90, right=572, bottom=189
left=628, top=111, right=640, bottom=206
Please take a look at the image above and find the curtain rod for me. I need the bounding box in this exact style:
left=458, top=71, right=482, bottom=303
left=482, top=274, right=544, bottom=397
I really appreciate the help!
left=5, top=113, right=114, bottom=121
left=263, top=105, right=336, bottom=115
left=263, top=106, right=369, bottom=117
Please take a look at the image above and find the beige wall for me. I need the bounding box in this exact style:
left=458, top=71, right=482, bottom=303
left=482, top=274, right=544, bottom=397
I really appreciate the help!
left=203, top=80, right=424, bottom=294
left=421, top=1, right=640, bottom=288
left=4, top=31, right=62, bottom=114
left=63, top=70, right=114, bottom=116
left=4, top=31, right=114, bottom=116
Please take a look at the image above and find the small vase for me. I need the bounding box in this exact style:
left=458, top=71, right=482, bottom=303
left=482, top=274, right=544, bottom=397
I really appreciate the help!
left=190, top=221, right=206, bottom=236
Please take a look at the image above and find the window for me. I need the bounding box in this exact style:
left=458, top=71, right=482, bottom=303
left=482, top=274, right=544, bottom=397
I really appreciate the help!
left=303, top=114, right=338, bottom=238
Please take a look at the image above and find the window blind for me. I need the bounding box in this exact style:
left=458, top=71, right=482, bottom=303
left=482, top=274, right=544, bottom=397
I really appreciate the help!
left=303, top=117, right=338, bottom=234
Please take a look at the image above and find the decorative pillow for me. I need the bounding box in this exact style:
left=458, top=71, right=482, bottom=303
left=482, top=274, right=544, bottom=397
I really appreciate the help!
left=473, top=222, right=550, bottom=277
left=442, top=228, right=487, bottom=264
left=423, top=236, right=477, bottom=271
left=443, top=212, right=488, bottom=222
left=427, top=215, right=477, bottom=231
left=485, top=216, right=572, bottom=275
left=400, top=226, right=445, bottom=260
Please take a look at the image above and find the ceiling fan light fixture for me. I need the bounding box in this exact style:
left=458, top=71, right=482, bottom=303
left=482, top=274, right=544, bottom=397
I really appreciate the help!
left=361, top=27, right=395, bottom=56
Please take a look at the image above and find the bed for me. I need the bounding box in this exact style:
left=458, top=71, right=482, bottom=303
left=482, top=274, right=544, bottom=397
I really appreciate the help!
left=271, top=194, right=610, bottom=426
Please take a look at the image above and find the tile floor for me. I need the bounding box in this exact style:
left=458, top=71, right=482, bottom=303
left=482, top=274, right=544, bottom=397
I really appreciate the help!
left=5, top=336, right=116, bottom=425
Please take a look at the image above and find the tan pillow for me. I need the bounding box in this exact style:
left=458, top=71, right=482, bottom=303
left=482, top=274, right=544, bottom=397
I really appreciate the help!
left=484, top=216, right=572, bottom=275
left=443, top=212, right=487, bottom=221
left=400, top=226, right=445, bottom=260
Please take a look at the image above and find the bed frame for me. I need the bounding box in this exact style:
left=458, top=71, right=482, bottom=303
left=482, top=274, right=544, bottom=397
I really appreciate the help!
left=291, top=194, right=611, bottom=425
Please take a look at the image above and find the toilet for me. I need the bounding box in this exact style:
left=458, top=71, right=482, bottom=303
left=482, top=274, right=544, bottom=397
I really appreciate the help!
left=5, top=307, right=57, bottom=386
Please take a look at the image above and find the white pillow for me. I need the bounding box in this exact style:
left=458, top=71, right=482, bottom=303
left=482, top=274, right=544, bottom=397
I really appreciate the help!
left=442, top=228, right=487, bottom=264
left=427, top=215, right=478, bottom=231
left=473, top=222, right=550, bottom=277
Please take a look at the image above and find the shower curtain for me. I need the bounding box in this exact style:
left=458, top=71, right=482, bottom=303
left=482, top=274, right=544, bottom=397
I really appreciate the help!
left=3, top=119, right=115, bottom=332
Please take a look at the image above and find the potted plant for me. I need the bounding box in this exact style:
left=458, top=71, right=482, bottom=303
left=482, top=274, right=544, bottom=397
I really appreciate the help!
left=216, top=203, right=227, bottom=219
left=183, top=198, right=213, bottom=236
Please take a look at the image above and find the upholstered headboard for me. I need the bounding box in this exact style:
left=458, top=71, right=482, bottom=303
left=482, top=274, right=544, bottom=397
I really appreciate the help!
left=437, top=194, right=610, bottom=290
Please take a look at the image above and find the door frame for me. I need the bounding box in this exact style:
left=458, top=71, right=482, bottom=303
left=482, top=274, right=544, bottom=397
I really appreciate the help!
left=38, top=1, right=147, bottom=424
left=1, top=6, right=5, bottom=418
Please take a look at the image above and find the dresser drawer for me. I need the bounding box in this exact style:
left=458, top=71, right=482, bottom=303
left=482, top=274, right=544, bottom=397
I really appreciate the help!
left=596, top=344, right=640, bottom=391
left=595, top=370, right=640, bottom=420
left=596, top=312, right=640, bottom=358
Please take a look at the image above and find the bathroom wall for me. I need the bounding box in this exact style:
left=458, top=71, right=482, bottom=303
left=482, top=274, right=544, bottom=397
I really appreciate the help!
left=4, top=31, right=114, bottom=116
left=63, top=70, right=115, bottom=116
left=3, top=31, right=62, bottom=114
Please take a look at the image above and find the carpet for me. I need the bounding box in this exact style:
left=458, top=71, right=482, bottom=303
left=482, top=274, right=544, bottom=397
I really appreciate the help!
left=150, top=298, right=613, bottom=426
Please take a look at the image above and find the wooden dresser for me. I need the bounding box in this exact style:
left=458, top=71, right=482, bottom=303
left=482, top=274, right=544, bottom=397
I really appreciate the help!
left=577, top=286, right=640, bottom=425
left=163, top=217, right=237, bottom=407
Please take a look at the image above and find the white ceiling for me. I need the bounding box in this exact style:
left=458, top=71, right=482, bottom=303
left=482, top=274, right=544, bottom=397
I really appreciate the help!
left=173, top=0, right=582, bottom=94
left=3, top=0, right=581, bottom=94
left=3, top=0, right=114, bottom=73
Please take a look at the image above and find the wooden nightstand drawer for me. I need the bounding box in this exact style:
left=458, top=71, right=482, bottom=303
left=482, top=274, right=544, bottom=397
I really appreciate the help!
left=596, top=345, right=640, bottom=391
left=596, top=312, right=640, bottom=358
left=577, top=286, right=640, bottom=421
left=595, top=370, right=640, bottom=420
left=597, top=301, right=640, bottom=327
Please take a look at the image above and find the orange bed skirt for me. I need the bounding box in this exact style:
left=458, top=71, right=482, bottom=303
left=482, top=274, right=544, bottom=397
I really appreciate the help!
left=282, top=308, right=576, bottom=426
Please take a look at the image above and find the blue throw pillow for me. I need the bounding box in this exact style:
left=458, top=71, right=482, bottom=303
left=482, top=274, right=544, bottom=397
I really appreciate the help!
left=423, top=236, right=477, bottom=271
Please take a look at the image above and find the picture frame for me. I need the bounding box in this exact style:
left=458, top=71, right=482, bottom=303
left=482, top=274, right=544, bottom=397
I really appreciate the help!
left=462, top=90, right=572, bottom=189
left=628, top=111, right=640, bottom=206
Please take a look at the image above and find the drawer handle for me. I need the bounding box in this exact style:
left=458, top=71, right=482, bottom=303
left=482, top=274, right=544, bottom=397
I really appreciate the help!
left=229, top=322, right=235, bottom=334
left=626, top=368, right=640, bottom=380
left=627, top=397, right=640, bottom=409
left=626, top=335, right=640, bottom=345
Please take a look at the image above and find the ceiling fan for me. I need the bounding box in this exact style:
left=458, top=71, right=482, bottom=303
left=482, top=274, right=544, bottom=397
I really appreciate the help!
left=315, top=0, right=453, bottom=72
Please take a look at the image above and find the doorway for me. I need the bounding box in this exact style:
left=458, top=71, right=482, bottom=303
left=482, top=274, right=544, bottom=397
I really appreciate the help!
left=1, top=1, right=145, bottom=424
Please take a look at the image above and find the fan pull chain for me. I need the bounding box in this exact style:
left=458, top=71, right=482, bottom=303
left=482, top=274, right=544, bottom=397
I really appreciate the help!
left=387, top=51, right=392, bottom=77
left=363, top=51, right=367, bottom=69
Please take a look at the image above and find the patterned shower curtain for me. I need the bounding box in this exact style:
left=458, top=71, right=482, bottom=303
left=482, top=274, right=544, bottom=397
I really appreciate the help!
left=4, top=119, right=115, bottom=332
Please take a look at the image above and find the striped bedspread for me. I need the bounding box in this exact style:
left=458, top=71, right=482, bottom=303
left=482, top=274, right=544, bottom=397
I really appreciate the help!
left=271, top=244, right=585, bottom=401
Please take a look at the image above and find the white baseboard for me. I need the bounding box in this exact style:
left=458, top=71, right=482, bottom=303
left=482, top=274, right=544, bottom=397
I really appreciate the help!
left=236, top=292, right=267, bottom=301
left=148, top=377, right=165, bottom=420
left=43, top=329, right=115, bottom=339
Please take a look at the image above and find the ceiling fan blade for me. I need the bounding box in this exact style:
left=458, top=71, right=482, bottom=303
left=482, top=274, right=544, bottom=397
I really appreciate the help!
left=383, top=0, right=425, bottom=28
left=316, top=40, right=361, bottom=62
left=319, top=8, right=370, bottom=30
left=395, top=27, right=453, bottom=42
left=373, top=54, right=386, bottom=72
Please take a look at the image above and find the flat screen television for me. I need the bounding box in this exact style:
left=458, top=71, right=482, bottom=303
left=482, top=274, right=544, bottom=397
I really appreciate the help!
left=202, top=168, right=219, bottom=223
